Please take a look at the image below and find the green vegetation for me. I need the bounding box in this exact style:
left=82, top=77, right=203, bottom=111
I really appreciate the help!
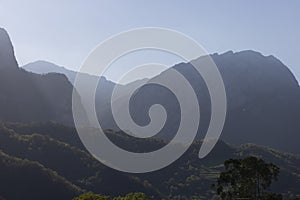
left=113, top=192, right=148, bottom=200
left=0, top=122, right=300, bottom=199
left=213, top=156, right=281, bottom=199
left=73, top=192, right=148, bottom=200
left=0, top=150, right=82, bottom=200
left=73, top=192, right=110, bottom=200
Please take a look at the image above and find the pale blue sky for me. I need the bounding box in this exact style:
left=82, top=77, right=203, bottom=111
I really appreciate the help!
left=0, top=0, right=299, bottom=82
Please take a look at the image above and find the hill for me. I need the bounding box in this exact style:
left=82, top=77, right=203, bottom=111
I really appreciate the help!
left=0, top=149, right=82, bottom=200
left=1, top=122, right=300, bottom=199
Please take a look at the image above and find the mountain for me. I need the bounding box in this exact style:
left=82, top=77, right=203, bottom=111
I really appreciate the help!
left=23, top=60, right=116, bottom=88
left=213, top=51, right=300, bottom=152
left=116, top=50, right=300, bottom=154
left=0, top=28, right=76, bottom=125
left=23, top=50, right=300, bottom=154
left=23, top=61, right=77, bottom=81
left=2, top=26, right=300, bottom=199
left=0, top=28, right=18, bottom=69
left=0, top=122, right=300, bottom=199
left=22, top=60, right=116, bottom=120
left=22, top=60, right=148, bottom=130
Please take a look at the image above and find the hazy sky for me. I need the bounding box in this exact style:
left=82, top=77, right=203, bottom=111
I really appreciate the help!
left=0, top=0, right=299, bottom=82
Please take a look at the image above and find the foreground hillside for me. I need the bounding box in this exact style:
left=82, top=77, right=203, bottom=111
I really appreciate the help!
left=0, top=150, right=82, bottom=200
left=0, top=122, right=300, bottom=199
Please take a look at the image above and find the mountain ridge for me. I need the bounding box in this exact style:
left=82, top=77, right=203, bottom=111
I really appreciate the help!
left=22, top=48, right=300, bottom=154
left=0, top=28, right=78, bottom=125
left=0, top=28, right=18, bottom=69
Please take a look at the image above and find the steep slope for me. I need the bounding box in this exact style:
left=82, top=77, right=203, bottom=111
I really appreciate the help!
left=0, top=28, right=18, bottom=69
left=0, top=28, right=75, bottom=125
left=0, top=125, right=102, bottom=182
left=212, top=51, right=300, bottom=152
left=23, top=61, right=117, bottom=129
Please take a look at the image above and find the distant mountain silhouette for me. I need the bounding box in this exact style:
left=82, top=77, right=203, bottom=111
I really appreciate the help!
left=0, top=28, right=75, bottom=125
left=23, top=60, right=115, bottom=86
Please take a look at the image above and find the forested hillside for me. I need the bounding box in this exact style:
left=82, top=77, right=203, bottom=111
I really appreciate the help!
left=1, top=122, right=300, bottom=199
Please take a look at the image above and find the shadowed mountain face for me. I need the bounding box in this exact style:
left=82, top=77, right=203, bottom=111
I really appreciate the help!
left=22, top=60, right=116, bottom=111
left=0, top=28, right=18, bottom=69
left=126, top=51, right=300, bottom=153
left=213, top=51, right=300, bottom=152
left=0, top=28, right=75, bottom=125
left=23, top=60, right=148, bottom=130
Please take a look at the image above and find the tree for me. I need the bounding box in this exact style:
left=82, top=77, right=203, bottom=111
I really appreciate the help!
left=73, top=192, right=110, bottom=200
left=113, top=192, right=148, bottom=200
left=73, top=192, right=148, bottom=200
left=212, top=156, right=280, bottom=200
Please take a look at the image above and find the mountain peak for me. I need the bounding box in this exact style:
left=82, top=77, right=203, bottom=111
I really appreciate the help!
left=0, top=28, right=18, bottom=69
left=24, top=60, right=67, bottom=73
left=215, top=50, right=263, bottom=57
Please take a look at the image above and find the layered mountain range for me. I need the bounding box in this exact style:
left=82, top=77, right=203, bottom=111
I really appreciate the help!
left=24, top=47, right=300, bottom=154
